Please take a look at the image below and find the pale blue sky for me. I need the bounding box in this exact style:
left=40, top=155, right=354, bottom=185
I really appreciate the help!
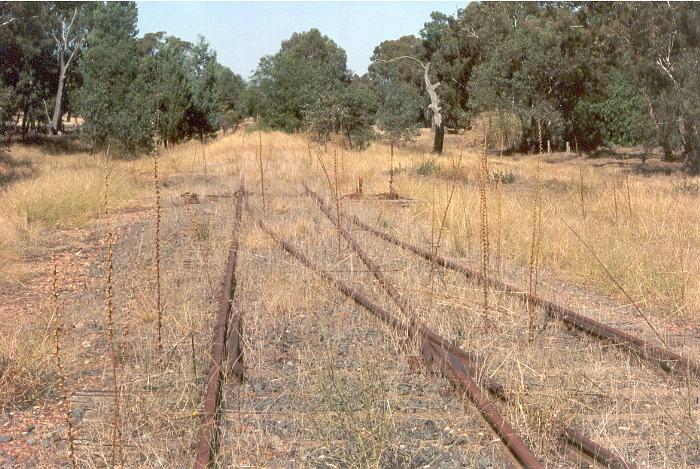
left=136, top=1, right=462, bottom=79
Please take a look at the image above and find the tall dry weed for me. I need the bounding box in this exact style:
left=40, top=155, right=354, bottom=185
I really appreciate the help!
left=258, top=125, right=266, bottom=210
left=528, top=157, right=543, bottom=340
left=51, top=255, right=76, bottom=469
left=153, top=154, right=162, bottom=354
left=478, top=141, right=490, bottom=318
left=103, top=173, right=122, bottom=467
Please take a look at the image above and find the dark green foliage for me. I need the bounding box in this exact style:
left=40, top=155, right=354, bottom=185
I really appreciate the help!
left=1, top=86, right=12, bottom=144
left=367, top=1, right=699, bottom=170
left=0, top=2, right=56, bottom=136
left=302, top=84, right=347, bottom=144
left=76, top=2, right=154, bottom=157
left=674, top=180, right=700, bottom=196
left=417, top=12, right=475, bottom=130
left=492, top=169, right=517, bottom=184
left=303, top=79, right=378, bottom=150
left=152, top=41, right=199, bottom=147
left=466, top=6, right=591, bottom=151
left=376, top=82, right=421, bottom=143
left=251, top=28, right=377, bottom=148
left=574, top=73, right=652, bottom=148
left=2, top=2, right=246, bottom=157
left=141, top=33, right=246, bottom=147
left=368, top=36, right=427, bottom=124
left=250, top=29, right=350, bottom=132
left=212, top=64, right=247, bottom=134
left=339, top=80, right=378, bottom=149
left=189, top=36, right=219, bottom=139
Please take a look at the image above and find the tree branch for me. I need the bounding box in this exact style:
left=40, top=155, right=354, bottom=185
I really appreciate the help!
left=42, top=99, right=52, bottom=124
left=656, top=57, right=678, bottom=87
left=66, top=33, right=87, bottom=69
left=67, top=7, right=78, bottom=34
left=460, top=26, right=479, bottom=38
left=375, top=55, right=426, bottom=70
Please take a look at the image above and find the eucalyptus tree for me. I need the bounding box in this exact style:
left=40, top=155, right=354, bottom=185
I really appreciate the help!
left=77, top=2, right=154, bottom=157
left=583, top=2, right=700, bottom=171
left=250, top=29, right=349, bottom=132
left=0, top=2, right=55, bottom=136
left=211, top=64, right=247, bottom=134
left=45, top=2, right=94, bottom=134
left=303, top=78, right=378, bottom=149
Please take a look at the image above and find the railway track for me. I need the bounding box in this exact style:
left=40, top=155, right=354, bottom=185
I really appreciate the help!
left=248, top=199, right=543, bottom=468
left=193, top=181, right=696, bottom=467
left=304, top=184, right=636, bottom=469
left=193, top=184, right=245, bottom=469
left=342, top=202, right=699, bottom=379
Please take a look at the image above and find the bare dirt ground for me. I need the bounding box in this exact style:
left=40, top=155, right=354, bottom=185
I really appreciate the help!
left=1, top=134, right=699, bottom=468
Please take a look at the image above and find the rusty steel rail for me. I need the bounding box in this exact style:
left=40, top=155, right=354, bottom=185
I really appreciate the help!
left=304, top=183, right=506, bottom=399
left=307, top=186, right=636, bottom=469
left=562, top=427, right=636, bottom=469
left=225, top=305, right=244, bottom=383
left=249, top=204, right=544, bottom=468
left=344, top=209, right=699, bottom=379
left=193, top=183, right=245, bottom=469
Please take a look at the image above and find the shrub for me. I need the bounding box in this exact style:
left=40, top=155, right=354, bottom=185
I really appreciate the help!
left=675, top=180, right=700, bottom=196
left=416, top=159, right=440, bottom=176
left=492, top=169, right=517, bottom=184
left=0, top=330, right=56, bottom=411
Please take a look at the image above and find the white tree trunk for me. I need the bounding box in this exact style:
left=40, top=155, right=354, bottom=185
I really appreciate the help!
left=51, top=62, right=67, bottom=134
left=424, top=62, right=444, bottom=154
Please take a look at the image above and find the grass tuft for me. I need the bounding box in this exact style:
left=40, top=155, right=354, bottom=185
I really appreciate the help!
left=416, top=158, right=440, bottom=176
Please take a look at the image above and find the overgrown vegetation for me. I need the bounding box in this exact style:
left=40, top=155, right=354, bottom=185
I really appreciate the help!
left=0, top=326, right=56, bottom=411
left=3, top=3, right=700, bottom=467
left=1, top=1, right=245, bottom=157
left=2, top=2, right=699, bottom=169
left=367, top=3, right=700, bottom=170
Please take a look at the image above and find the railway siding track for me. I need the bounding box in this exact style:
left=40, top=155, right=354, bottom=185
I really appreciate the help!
left=344, top=206, right=700, bottom=379
left=193, top=183, right=245, bottom=469
left=305, top=184, right=636, bottom=469
left=190, top=181, right=693, bottom=467
left=248, top=197, right=544, bottom=468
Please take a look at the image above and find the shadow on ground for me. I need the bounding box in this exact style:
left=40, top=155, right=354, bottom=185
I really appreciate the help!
left=0, top=150, right=36, bottom=188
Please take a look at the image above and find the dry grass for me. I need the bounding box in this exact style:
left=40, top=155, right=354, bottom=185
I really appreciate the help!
left=0, top=148, right=146, bottom=282
left=0, top=321, right=56, bottom=411
left=2, top=127, right=699, bottom=467
left=321, top=131, right=700, bottom=322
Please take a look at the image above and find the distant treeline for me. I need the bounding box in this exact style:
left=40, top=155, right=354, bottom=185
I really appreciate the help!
left=2, top=2, right=699, bottom=171
left=1, top=2, right=246, bottom=156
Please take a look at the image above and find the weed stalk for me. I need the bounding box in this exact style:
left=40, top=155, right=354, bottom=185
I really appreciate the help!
left=612, top=180, right=619, bottom=224
left=495, top=179, right=503, bottom=279
left=52, top=255, right=76, bottom=469
left=558, top=213, right=669, bottom=348
left=258, top=124, right=266, bottom=210
left=389, top=142, right=395, bottom=196
left=103, top=174, right=122, bottom=468
left=479, top=134, right=490, bottom=319
left=153, top=154, right=162, bottom=355
left=579, top=166, right=586, bottom=219
left=333, top=146, right=341, bottom=253
left=431, top=149, right=463, bottom=283
left=528, top=156, right=543, bottom=340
